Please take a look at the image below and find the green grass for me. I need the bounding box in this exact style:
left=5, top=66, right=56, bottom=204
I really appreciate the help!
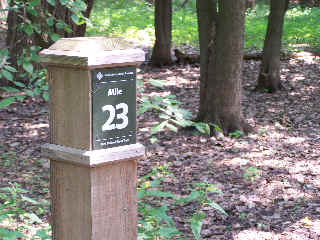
left=87, top=1, right=320, bottom=51
left=86, top=0, right=198, bottom=47
left=246, top=6, right=320, bottom=51
left=284, top=7, right=320, bottom=50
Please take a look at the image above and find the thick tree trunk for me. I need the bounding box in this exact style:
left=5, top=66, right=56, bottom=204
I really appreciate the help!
left=200, top=0, right=251, bottom=135
left=151, top=0, right=173, bottom=66
left=196, top=0, right=217, bottom=121
left=256, top=0, right=289, bottom=93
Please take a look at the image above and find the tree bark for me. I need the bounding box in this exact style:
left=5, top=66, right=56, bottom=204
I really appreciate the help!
left=197, top=0, right=251, bottom=135
left=246, top=0, right=257, bottom=9
left=256, top=0, right=289, bottom=93
left=4, top=1, right=29, bottom=85
left=36, top=0, right=94, bottom=48
left=196, top=0, right=217, bottom=120
left=151, top=0, right=173, bottom=66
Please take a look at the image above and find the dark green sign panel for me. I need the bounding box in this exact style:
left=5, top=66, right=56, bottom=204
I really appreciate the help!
left=91, top=67, right=136, bottom=149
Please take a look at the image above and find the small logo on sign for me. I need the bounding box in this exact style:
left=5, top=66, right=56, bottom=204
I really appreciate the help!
left=97, top=72, right=104, bottom=81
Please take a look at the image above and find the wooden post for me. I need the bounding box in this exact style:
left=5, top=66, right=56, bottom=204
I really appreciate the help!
left=40, top=37, right=145, bottom=240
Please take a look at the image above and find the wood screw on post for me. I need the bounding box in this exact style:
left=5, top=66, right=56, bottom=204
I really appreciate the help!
left=40, top=37, right=145, bottom=240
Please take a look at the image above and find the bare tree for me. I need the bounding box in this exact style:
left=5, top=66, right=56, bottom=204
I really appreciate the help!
left=256, top=0, right=289, bottom=93
left=151, top=0, right=173, bottom=66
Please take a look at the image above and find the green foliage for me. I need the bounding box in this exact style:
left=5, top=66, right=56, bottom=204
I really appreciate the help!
left=172, top=4, right=198, bottom=47
left=0, top=67, right=49, bottom=108
left=0, top=183, right=51, bottom=240
left=89, top=0, right=320, bottom=51
left=87, top=0, right=198, bottom=47
left=246, top=5, right=320, bottom=51
left=87, top=0, right=154, bottom=42
left=138, top=166, right=227, bottom=240
left=243, top=166, right=260, bottom=181
left=229, top=130, right=244, bottom=139
left=0, top=0, right=89, bottom=109
left=284, top=7, right=320, bottom=50
left=0, top=163, right=226, bottom=239
left=137, top=78, right=210, bottom=140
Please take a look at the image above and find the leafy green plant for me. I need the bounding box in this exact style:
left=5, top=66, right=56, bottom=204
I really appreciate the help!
left=178, top=182, right=228, bottom=240
left=229, top=130, right=244, bottom=139
left=243, top=166, right=260, bottom=181
left=138, top=165, right=182, bottom=240
left=137, top=78, right=210, bottom=142
left=0, top=183, right=51, bottom=240
left=0, top=67, right=49, bottom=109
left=138, top=166, right=227, bottom=240
left=0, top=0, right=90, bottom=109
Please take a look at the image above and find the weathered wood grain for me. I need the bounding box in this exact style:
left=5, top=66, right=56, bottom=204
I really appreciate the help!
left=42, top=143, right=145, bottom=167
left=51, top=161, right=92, bottom=240
left=91, top=159, right=137, bottom=239
left=48, top=67, right=91, bottom=150
left=40, top=37, right=145, bottom=69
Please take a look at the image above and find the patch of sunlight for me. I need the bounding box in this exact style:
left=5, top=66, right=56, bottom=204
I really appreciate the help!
left=292, top=74, right=306, bottom=82
left=296, top=52, right=318, bottom=63
left=287, top=136, right=305, bottom=144
left=246, top=149, right=276, bottom=159
left=286, top=7, right=312, bottom=18
left=24, top=123, right=48, bottom=129
left=121, top=26, right=154, bottom=47
left=234, top=229, right=278, bottom=240
left=236, top=219, right=320, bottom=240
left=254, top=178, right=309, bottom=202
left=306, top=218, right=320, bottom=234
left=225, top=157, right=250, bottom=166
left=257, top=158, right=287, bottom=169
left=281, top=218, right=320, bottom=237
left=139, top=127, right=149, bottom=132
left=268, top=107, right=281, bottom=113
left=290, top=160, right=320, bottom=176
left=146, top=91, right=171, bottom=98
left=301, top=85, right=319, bottom=93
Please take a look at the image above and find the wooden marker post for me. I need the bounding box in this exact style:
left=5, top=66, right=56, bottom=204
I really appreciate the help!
left=40, top=37, right=145, bottom=240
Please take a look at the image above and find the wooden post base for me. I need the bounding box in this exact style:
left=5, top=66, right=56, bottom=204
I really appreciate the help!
left=42, top=143, right=145, bottom=240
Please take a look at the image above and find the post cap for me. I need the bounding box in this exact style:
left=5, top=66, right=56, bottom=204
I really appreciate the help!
left=40, top=37, right=145, bottom=69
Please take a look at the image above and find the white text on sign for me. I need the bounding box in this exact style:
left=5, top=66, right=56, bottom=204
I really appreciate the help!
left=101, top=103, right=129, bottom=131
left=108, top=88, right=123, bottom=96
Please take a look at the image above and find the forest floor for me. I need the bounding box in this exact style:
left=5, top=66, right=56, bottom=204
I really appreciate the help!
left=0, top=52, right=320, bottom=239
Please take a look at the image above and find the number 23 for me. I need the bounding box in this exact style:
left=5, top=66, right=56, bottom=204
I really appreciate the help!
left=102, top=103, right=128, bottom=131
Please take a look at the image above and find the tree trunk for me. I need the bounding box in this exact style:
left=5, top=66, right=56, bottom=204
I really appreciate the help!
left=42, top=0, right=94, bottom=39
left=246, top=0, right=257, bottom=9
left=198, top=0, right=251, bottom=135
left=196, top=0, right=217, bottom=120
left=151, top=0, right=173, bottom=66
left=36, top=0, right=94, bottom=48
left=5, top=1, right=29, bottom=85
left=256, top=0, right=289, bottom=93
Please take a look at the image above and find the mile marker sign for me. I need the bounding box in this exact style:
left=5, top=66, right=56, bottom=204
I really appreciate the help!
left=92, top=66, right=137, bottom=150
